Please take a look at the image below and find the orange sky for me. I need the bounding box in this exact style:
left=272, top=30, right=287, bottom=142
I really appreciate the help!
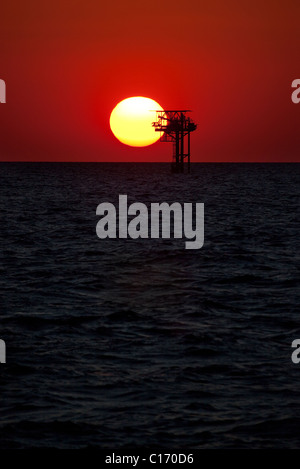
left=0, top=0, right=299, bottom=162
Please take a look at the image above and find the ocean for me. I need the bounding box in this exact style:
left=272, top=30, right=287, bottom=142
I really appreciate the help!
left=0, top=162, right=299, bottom=449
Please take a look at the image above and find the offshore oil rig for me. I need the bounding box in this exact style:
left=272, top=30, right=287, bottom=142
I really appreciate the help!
left=152, top=110, right=197, bottom=173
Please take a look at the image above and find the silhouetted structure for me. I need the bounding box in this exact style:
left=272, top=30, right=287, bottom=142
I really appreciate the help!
left=152, top=110, right=197, bottom=173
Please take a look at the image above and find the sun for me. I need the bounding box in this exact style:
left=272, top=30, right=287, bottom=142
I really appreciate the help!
left=110, top=96, right=164, bottom=147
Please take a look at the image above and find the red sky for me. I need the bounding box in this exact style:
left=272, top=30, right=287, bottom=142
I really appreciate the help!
left=0, top=0, right=299, bottom=162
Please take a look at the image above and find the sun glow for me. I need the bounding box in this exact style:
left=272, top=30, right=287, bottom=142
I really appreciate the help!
left=109, top=96, right=164, bottom=147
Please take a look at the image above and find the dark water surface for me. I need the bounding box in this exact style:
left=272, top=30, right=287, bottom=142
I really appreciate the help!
left=0, top=163, right=299, bottom=449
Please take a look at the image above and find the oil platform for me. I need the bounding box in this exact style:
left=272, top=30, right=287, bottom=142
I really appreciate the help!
left=152, top=110, right=197, bottom=173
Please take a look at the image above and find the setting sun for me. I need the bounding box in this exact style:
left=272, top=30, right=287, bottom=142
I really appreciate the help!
left=109, top=97, right=164, bottom=147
